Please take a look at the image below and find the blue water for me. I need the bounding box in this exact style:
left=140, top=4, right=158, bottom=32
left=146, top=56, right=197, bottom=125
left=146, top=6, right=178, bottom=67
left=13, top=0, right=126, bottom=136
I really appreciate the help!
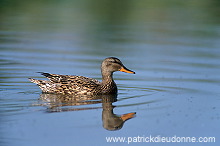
left=0, top=0, right=220, bottom=146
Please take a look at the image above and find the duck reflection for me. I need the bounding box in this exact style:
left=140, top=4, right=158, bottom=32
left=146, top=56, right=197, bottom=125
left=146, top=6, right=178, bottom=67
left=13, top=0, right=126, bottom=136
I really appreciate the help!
left=102, top=96, right=136, bottom=131
left=38, top=94, right=136, bottom=131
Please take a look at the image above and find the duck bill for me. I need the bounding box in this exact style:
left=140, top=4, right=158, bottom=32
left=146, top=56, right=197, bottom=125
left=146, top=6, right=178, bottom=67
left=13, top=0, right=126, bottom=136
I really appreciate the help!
left=120, top=112, right=136, bottom=121
left=119, top=66, right=135, bottom=74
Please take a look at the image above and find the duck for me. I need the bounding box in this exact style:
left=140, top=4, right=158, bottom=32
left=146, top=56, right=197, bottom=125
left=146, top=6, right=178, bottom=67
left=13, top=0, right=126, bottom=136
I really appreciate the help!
left=29, top=57, right=135, bottom=95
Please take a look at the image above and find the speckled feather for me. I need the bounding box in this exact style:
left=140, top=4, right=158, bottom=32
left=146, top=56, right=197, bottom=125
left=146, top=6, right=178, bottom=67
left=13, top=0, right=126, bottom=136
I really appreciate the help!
left=29, top=73, right=102, bottom=95
left=29, top=57, right=135, bottom=95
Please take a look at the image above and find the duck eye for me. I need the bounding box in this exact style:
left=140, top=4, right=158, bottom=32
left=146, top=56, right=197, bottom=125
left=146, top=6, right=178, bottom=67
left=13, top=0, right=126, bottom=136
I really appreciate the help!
left=110, top=60, right=117, bottom=63
left=110, top=61, right=121, bottom=65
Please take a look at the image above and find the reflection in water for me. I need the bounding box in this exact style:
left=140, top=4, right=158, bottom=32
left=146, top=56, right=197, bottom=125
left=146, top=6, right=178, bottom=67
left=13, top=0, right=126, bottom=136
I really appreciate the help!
left=38, top=94, right=136, bottom=131
left=102, top=97, right=136, bottom=131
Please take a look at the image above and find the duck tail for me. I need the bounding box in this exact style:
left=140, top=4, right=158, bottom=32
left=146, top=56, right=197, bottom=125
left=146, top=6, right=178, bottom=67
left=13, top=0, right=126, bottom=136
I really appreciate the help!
left=28, top=78, right=41, bottom=84
left=29, top=78, right=54, bottom=93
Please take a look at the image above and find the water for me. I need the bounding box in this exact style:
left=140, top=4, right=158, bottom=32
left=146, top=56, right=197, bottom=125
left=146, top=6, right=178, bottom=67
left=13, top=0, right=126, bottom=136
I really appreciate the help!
left=0, top=0, right=220, bottom=145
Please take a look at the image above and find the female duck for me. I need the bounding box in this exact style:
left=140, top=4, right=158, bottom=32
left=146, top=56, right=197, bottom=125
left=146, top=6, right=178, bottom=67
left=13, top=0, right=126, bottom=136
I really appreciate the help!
left=29, top=57, right=135, bottom=95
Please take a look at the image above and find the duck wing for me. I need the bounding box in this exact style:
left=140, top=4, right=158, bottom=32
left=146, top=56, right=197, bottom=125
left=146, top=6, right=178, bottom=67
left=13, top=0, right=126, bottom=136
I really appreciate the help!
left=39, top=72, right=101, bottom=93
left=39, top=72, right=100, bottom=84
left=29, top=72, right=102, bottom=94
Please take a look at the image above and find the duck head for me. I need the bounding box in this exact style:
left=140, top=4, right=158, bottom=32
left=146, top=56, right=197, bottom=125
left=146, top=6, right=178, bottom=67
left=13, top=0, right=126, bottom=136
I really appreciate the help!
left=101, top=57, right=135, bottom=75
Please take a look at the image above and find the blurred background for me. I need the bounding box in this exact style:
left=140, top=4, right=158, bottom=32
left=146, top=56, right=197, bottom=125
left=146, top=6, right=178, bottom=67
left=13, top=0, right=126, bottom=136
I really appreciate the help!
left=0, top=0, right=220, bottom=146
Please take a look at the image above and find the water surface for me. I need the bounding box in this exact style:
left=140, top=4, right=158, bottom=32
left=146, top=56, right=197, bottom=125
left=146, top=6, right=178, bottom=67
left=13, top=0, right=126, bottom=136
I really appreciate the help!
left=0, top=0, right=220, bottom=146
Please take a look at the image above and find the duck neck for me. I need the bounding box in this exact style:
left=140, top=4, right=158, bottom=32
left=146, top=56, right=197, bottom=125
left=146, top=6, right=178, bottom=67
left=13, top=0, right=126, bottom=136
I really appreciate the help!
left=101, top=71, right=114, bottom=84
left=101, top=70, right=117, bottom=94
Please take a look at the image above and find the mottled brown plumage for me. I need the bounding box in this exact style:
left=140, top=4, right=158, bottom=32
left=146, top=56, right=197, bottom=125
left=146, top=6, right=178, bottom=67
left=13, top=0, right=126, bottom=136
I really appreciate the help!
left=29, top=57, right=135, bottom=95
